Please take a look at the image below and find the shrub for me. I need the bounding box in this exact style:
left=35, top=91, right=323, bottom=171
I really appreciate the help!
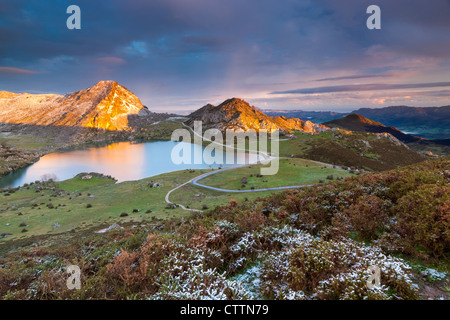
left=0, top=263, right=35, bottom=297
left=104, top=233, right=251, bottom=299
left=259, top=236, right=418, bottom=300
left=339, top=195, right=389, bottom=241
left=395, top=184, right=450, bottom=258
left=228, top=199, right=238, bottom=208
left=234, top=211, right=266, bottom=233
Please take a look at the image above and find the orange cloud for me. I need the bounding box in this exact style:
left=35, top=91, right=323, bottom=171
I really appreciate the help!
left=372, top=98, right=386, bottom=104
left=0, top=67, right=39, bottom=74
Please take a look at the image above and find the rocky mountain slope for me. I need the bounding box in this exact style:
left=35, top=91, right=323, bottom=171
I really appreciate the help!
left=323, top=113, right=423, bottom=144
left=0, top=81, right=179, bottom=178
left=323, top=113, right=450, bottom=155
left=186, top=98, right=328, bottom=133
left=0, top=80, right=150, bottom=131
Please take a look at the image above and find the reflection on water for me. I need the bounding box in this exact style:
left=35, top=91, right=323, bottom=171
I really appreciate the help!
left=0, top=141, right=259, bottom=188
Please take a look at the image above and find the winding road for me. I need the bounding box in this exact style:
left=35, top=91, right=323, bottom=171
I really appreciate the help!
left=164, top=122, right=328, bottom=212
left=190, top=165, right=313, bottom=193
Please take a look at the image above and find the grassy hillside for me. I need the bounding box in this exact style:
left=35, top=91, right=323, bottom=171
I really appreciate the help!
left=0, top=170, right=209, bottom=243
left=0, top=157, right=448, bottom=300
left=188, top=124, right=427, bottom=172
left=278, top=130, right=427, bottom=171
left=0, top=157, right=353, bottom=242
left=200, top=158, right=353, bottom=190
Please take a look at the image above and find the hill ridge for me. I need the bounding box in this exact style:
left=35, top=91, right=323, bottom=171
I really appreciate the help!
left=323, top=113, right=425, bottom=144
left=187, top=98, right=328, bottom=133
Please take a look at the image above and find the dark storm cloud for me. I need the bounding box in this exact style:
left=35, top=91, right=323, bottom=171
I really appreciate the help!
left=1, top=0, right=450, bottom=110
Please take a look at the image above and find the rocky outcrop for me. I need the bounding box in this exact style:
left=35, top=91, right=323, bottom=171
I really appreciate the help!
left=186, top=98, right=328, bottom=133
left=0, top=143, right=39, bottom=178
left=0, top=81, right=146, bottom=131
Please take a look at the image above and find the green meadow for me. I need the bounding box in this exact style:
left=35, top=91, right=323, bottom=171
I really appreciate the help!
left=0, top=170, right=199, bottom=242
left=199, top=158, right=353, bottom=190
left=0, top=156, right=353, bottom=243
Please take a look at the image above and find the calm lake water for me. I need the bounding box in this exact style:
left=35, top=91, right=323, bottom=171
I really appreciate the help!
left=0, top=141, right=259, bottom=188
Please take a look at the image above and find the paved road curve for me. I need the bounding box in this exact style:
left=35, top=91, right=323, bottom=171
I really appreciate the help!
left=164, top=122, right=319, bottom=211
left=190, top=165, right=313, bottom=193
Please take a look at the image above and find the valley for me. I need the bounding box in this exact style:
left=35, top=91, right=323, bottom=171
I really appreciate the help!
left=0, top=141, right=355, bottom=243
left=0, top=82, right=437, bottom=244
left=0, top=81, right=448, bottom=301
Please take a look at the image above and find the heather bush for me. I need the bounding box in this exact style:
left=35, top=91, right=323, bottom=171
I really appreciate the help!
left=259, top=236, right=418, bottom=300
left=150, top=248, right=251, bottom=299
left=234, top=210, right=267, bottom=233
left=0, top=262, right=35, bottom=297
left=339, top=195, right=389, bottom=241
left=105, top=233, right=179, bottom=297
left=395, top=184, right=450, bottom=257
left=25, top=269, right=68, bottom=299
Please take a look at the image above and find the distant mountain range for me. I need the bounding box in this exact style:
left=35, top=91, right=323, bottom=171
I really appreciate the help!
left=1, top=82, right=330, bottom=135
left=265, top=106, right=450, bottom=139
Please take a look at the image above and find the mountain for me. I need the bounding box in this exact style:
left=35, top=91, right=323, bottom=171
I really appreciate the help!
left=323, top=113, right=424, bottom=144
left=323, top=113, right=450, bottom=156
left=186, top=98, right=328, bottom=133
left=323, top=113, right=385, bottom=129
left=0, top=80, right=150, bottom=131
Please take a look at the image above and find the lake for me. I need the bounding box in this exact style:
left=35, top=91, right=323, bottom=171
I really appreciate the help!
left=0, top=140, right=260, bottom=188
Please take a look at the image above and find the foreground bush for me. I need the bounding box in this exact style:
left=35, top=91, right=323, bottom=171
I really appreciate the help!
left=259, top=235, right=418, bottom=300
left=395, top=184, right=450, bottom=257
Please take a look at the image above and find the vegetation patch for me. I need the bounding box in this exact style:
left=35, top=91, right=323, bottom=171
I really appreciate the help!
left=0, top=158, right=448, bottom=299
left=200, top=158, right=353, bottom=190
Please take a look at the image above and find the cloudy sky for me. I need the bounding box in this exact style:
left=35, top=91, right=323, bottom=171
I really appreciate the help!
left=1, top=0, right=450, bottom=113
